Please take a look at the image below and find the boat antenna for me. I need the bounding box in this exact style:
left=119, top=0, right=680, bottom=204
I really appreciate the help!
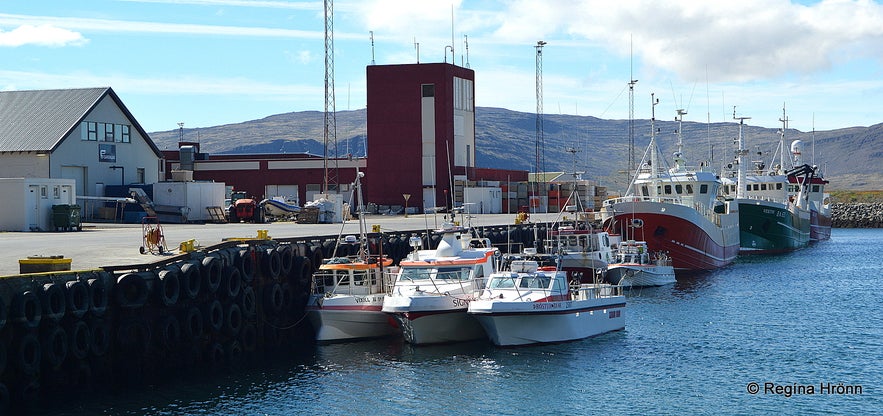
left=732, top=106, right=751, bottom=200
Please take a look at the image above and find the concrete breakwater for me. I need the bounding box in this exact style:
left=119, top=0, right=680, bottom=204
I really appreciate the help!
left=831, top=202, right=883, bottom=228
left=0, top=221, right=548, bottom=411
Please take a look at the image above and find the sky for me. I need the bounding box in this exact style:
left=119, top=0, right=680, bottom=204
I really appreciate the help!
left=2, top=0, right=883, bottom=134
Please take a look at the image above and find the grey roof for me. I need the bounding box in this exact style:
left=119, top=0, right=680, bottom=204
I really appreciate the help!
left=0, top=87, right=161, bottom=157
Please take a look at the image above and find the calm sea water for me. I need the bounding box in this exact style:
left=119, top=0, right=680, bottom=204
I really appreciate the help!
left=33, top=229, right=882, bottom=415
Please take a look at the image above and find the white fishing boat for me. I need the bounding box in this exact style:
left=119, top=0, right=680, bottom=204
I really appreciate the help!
left=468, top=260, right=625, bottom=346
left=306, top=171, right=398, bottom=342
left=382, top=223, right=500, bottom=345
left=605, top=240, right=675, bottom=287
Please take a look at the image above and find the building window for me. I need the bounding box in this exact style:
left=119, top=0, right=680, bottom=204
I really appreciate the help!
left=422, top=84, right=435, bottom=97
left=116, top=124, right=131, bottom=143
left=104, top=123, right=115, bottom=142
left=82, top=121, right=99, bottom=141
left=137, top=168, right=145, bottom=184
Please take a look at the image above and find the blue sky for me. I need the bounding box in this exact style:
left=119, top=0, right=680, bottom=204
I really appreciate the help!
left=2, top=0, right=882, bottom=134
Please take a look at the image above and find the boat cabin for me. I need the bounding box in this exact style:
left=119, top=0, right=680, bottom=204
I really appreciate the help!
left=313, top=256, right=393, bottom=296
left=486, top=261, right=570, bottom=300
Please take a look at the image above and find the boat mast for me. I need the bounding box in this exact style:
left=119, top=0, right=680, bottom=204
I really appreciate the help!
left=674, top=108, right=687, bottom=171
left=733, top=106, right=750, bottom=200
left=649, top=93, right=660, bottom=179
left=778, top=105, right=789, bottom=171
left=353, top=168, right=369, bottom=260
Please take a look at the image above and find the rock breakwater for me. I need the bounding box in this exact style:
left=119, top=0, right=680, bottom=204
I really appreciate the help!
left=832, top=202, right=883, bottom=228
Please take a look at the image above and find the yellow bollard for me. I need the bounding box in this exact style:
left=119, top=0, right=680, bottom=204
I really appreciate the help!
left=372, top=224, right=381, bottom=233
left=179, top=239, right=196, bottom=253
left=257, top=229, right=270, bottom=240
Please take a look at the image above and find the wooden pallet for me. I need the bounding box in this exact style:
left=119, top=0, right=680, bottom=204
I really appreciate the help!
left=206, top=206, right=228, bottom=223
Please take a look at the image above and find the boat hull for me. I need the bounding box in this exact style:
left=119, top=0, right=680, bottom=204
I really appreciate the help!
left=606, top=265, right=675, bottom=287
left=810, top=208, right=832, bottom=241
left=383, top=296, right=485, bottom=344
left=604, top=200, right=739, bottom=271
left=306, top=295, right=398, bottom=342
left=737, top=199, right=810, bottom=254
left=469, top=298, right=625, bottom=346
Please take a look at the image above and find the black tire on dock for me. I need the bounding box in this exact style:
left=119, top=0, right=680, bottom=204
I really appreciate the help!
left=292, top=256, right=312, bottom=290
left=69, top=320, right=91, bottom=360
left=202, top=256, right=222, bottom=295
left=264, top=283, right=284, bottom=315
left=115, top=272, right=151, bottom=309
left=240, top=286, right=256, bottom=319
left=236, top=249, right=256, bottom=284
left=204, top=299, right=223, bottom=333
left=0, top=341, right=6, bottom=377
left=12, top=291, right=41, bottom=329
left=65, top=280, right=90, bottom=319
left=40, top=282, right=67, bottom=323
left=180, top=260, right=202, bottom=300
left=87, top=277, right=108, bottom=317
left=222, top=266, right=242, bottom=300
left=309, top=245, right=324, bottom=273
left=89, top=318, right=110, bottom=357
left=0, top=383, right=8, bottom=413
left=116, top=318, right=150, bottom=356
left=183, top=306, right=204, bottom=341
left=206, top=342, right=225, bottom=368
left=0, top=296, right=6, bottom=332
left=225, top=340, right=242, bottom=366
left=278, top=244, right=294, bottom=276
left=41, top=324, right=68, bottom=371
left=262, top=248, right=282, bottom=281
left=224, top=303, right=242, bottom=337
left=156, top=315, right=181, bottom=352
left=16, top=332, right=41, bottom=376
left=240, top=323, right=257, bottom=352
left=156, top=268, right=181, bottom=307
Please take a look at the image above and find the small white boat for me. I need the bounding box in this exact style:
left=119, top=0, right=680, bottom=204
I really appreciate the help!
left=382, top=223, right=500, bottom=345
left=605, top=240, right=675, bottom=287
left=261, top=197, right=301, bottom=219
left=468, top=260, right=625, bottom=346
left=306, top=171, right=398, bottom=342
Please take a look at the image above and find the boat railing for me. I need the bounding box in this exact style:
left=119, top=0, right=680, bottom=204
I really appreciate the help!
left=313, top=268, right=383, bottom=296
left=573, top=283, right=623, bottom=300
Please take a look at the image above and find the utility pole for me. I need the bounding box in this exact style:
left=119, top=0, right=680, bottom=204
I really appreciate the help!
left=534, top=40, right=546, bottom=214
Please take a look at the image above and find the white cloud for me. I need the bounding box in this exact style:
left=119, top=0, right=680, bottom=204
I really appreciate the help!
left=0, top=24, right=87, bottom=47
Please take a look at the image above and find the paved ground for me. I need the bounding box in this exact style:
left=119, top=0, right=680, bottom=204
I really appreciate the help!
left=0, top=212, right=564, bottom=277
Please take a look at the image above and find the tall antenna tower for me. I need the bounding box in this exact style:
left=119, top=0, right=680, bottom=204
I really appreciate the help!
left=535, top=41, right=546, bottom=186
left=323, top=0, right=338, bottom=193
left=628, top=37, right=638, bottom=176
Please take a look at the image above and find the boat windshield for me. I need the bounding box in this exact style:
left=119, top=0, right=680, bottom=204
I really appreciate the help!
left=518, top=275, right=551, bottom=289
left=399, top=266, right=471, bottom=282
left=488, top=275, right=516, bottom=289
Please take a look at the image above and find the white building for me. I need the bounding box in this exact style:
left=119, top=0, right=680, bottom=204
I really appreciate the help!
left=0, top=87, right=164, bottom=197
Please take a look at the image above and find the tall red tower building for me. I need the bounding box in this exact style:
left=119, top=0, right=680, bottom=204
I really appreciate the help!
left=365, top=63, right=475, bottom=212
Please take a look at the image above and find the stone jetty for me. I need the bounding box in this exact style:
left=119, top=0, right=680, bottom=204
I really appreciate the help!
left=831, top=202, right=883, bottom=228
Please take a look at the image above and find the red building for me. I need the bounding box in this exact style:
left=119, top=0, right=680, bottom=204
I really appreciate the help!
left=163, top=62, right=527, bottom=213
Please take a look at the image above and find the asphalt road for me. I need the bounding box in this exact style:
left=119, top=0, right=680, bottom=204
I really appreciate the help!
left=1, top=212, right=564, bottom=277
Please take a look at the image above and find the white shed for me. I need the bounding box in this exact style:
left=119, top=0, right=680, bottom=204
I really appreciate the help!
left=0, top=178, right=77, bottom=232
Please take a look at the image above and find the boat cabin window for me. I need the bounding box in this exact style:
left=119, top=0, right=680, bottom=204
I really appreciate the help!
left=812, top=185, right=820, bottom=192
left=700, top=184, right=708, bottom=194
left=488, top=275, right=516, bottom=289
left=686, top=184, right=693, bottom=194
left=519, top=275, right=551, bottom=289
left=762, top=183, right=768, bottom=191
left=664, top=185, right=672, bottom=194
left=641, top=185, right=649, bottom=196
left=400, top=266, right=471, bottom=281
left=776, top=183, right=782, bottom=190
left=675, top=184, right=683, bottom=194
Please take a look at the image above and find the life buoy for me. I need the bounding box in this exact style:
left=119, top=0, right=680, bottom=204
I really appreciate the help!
left=265, top=283, right=284, bottom=314
left=202, top=256, right=222, bottom=294
left=183, top=306, right=203, bottom=340
left=65, top=280, right=90, bottom=319
left=240, top=286, right=256, bottom=318
left=262, top=248, right=283, bottom=281
left=237, top=249, right=256, bottom=283
left=69, top=320, right=91, bottom=360
left=42, top=324, right=68, bottom=370
left=89, top=318, right=110, bottom=357
left=224, top=303, right=242, bottom=337
left=13, top=291, right=41, bottom=329
left=16, top=332, right=41, bottom=376
left=179, top=260, right=201, bottom=300
left=41, top=282, right=67, bottom=323
left=222, top=266, right=242, bottom=300
left=205, top=299, right=224, bottom=333
left=87, top=277, right=108, bottom=317
left=115, top=272, right=151, bottom=308
left=156, top=268, right=180, bottom=307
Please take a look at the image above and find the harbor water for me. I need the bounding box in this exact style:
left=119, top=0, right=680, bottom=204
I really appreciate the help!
left=28, top=228, right=882, bottom=415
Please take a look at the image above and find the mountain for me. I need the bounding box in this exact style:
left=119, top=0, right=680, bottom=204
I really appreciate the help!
left=148, top=107, right=883, bottom=192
